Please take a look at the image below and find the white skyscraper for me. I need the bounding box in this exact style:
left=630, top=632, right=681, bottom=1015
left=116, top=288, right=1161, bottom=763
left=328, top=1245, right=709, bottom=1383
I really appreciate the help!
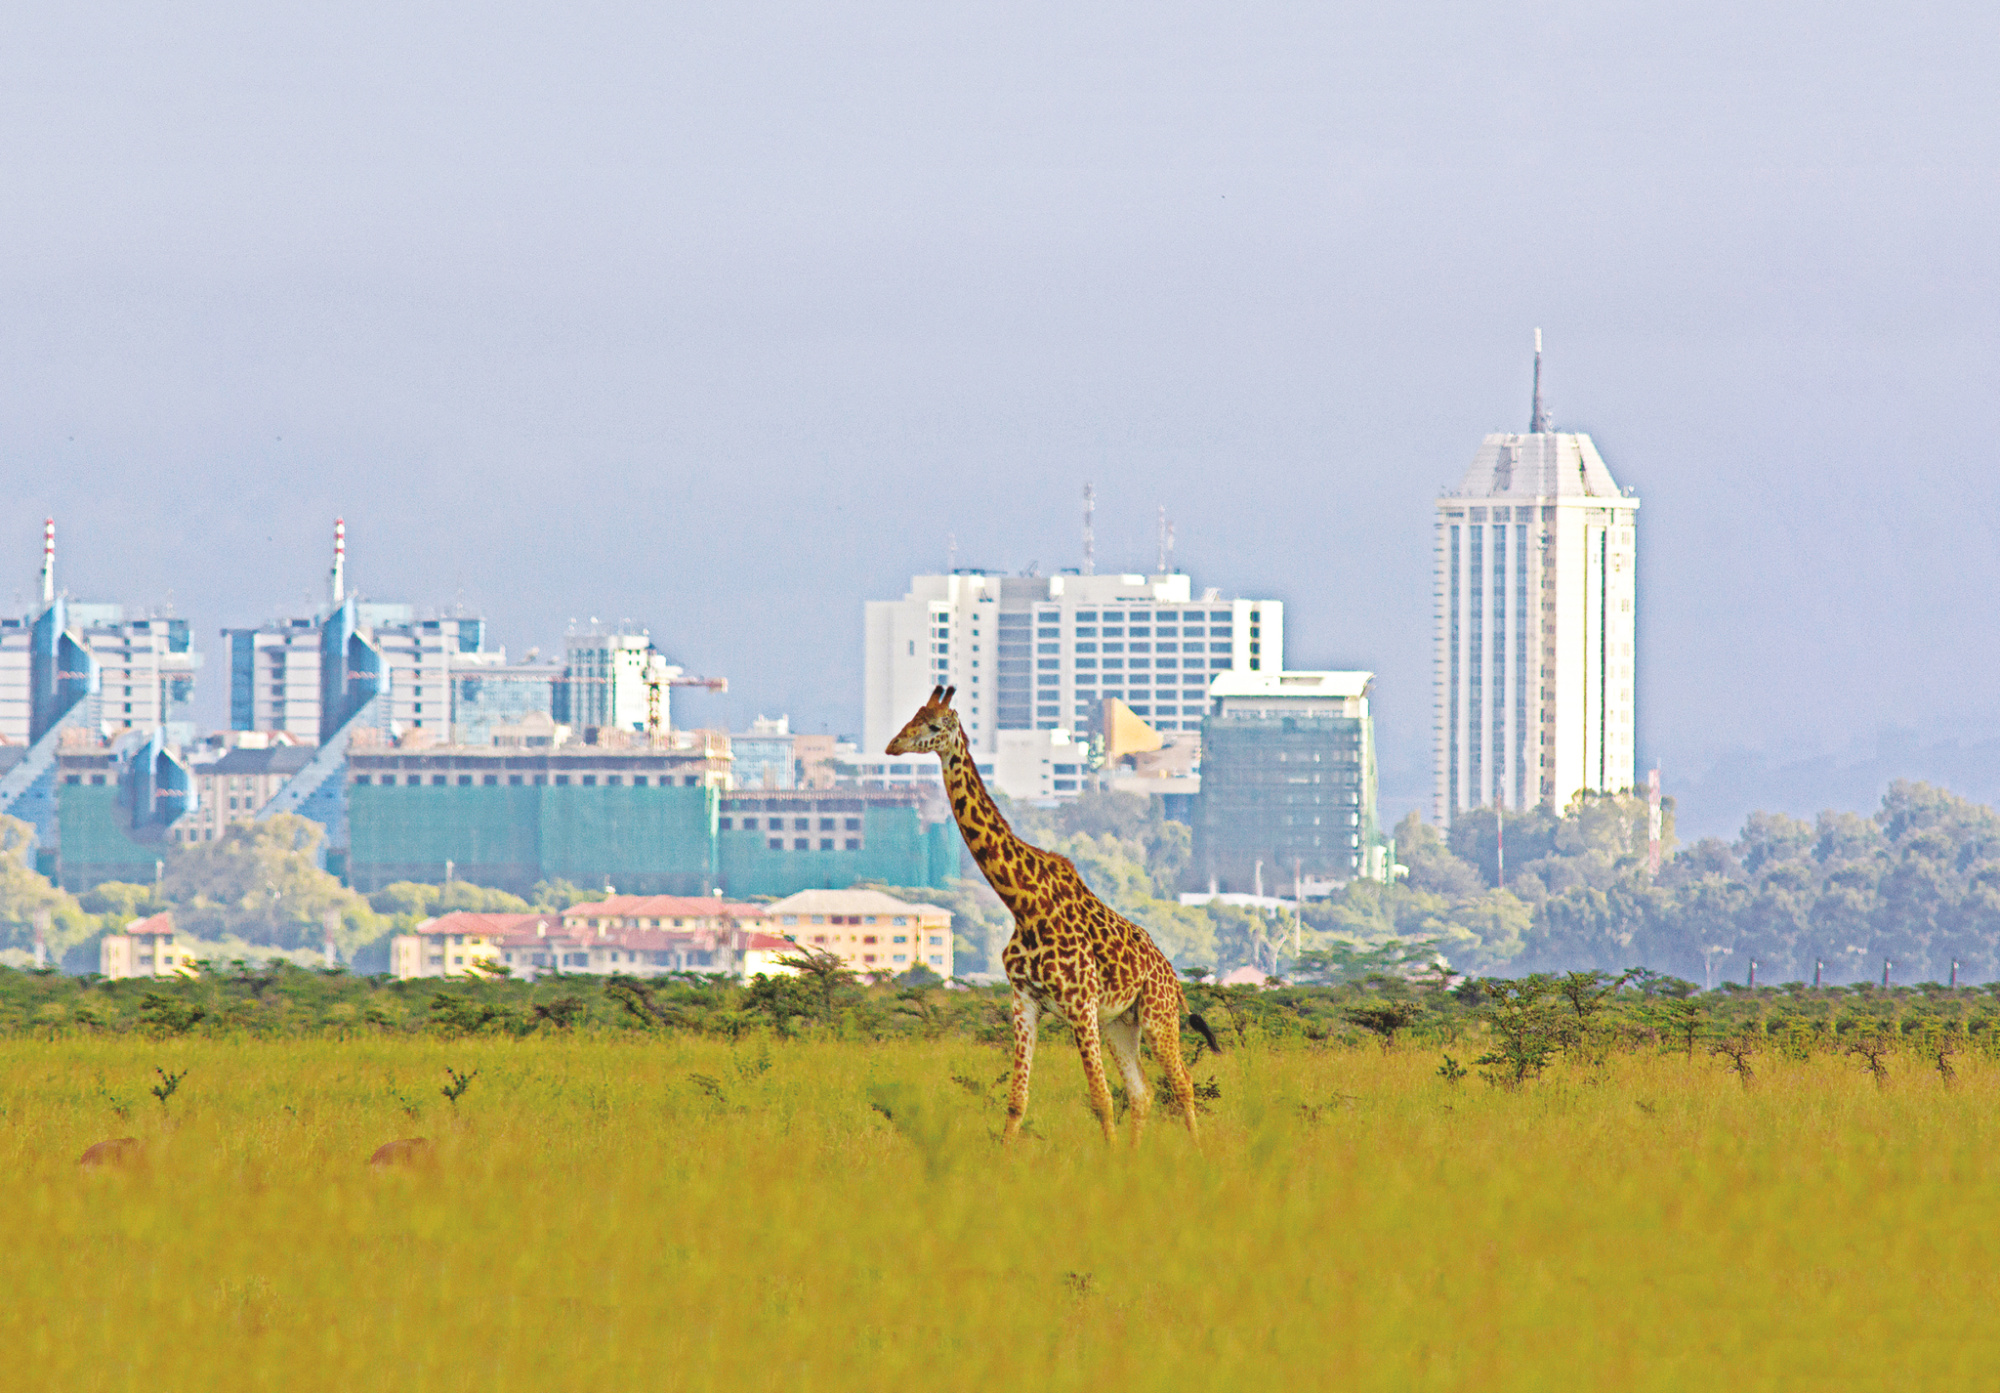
left=864, top=570, right=1281, bottom=798
left=1434, top=343, right=1639, bottom=823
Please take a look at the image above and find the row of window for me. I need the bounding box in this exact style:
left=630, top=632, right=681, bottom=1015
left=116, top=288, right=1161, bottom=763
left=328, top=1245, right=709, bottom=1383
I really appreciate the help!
left=720, top=816, right=862, bottom=831
left=355, top=772, right=701, bottom=787
left=808, top=934, right=948, bottom=947
left=1071, top=657, right=1226, bottom=669
left=767, top=837, right=864, bottom=851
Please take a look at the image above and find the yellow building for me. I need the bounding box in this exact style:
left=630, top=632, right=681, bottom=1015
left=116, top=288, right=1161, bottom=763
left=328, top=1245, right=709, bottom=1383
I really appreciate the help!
left=388, top=912, right=547, bottom=979
left=765, top=888, right=952, bottom=977
left=98, top=913, right=194, bottom=978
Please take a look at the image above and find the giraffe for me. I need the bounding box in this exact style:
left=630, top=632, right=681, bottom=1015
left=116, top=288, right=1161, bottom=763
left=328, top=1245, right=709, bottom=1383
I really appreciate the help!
left=887, top=685, right=1221, bottom=1144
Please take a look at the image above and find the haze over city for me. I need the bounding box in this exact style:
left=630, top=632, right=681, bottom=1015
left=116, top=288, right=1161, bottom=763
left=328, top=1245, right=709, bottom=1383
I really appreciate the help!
left=4, top=2, right=1996, bottom=838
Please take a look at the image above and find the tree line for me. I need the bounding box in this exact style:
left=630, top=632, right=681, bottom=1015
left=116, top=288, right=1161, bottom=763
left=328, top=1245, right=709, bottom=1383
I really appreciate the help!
left=2, top=778, right=1996, bottom=985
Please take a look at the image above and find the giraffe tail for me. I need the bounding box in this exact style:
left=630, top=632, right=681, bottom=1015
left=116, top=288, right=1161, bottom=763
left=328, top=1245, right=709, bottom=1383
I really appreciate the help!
left=1188, top=1013, right=1222, bottom=1054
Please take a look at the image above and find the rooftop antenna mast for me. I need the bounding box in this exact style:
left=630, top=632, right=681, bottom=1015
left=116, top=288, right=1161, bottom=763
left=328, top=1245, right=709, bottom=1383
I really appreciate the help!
left=40, top=518, right=54, bottom=605
left=1530, top=328, right=1550, bottom=433
left=331, top=518, right=346, bottom=604
left=1156, top=504, right=1172, bottom=574
left=1081, top=484, right=1095, bottom=576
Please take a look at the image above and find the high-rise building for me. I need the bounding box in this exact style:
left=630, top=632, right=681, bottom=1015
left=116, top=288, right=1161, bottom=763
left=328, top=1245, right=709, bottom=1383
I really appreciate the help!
left=1434, top=342, right=1639, bottom=823
left=0, top=523, right=202, bottom=861
left=0, top=522, right=200, bottom=745
left=863, top=571, right=1281, bottom=799
left=1193, top=670, right=1384, bottom=893
left=222, top=522, right=488, bottom=744
left=553, top=626, right=679, bottom=735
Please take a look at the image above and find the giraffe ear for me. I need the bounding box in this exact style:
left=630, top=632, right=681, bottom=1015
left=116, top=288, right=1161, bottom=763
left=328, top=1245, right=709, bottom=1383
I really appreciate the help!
left=942, top=686, right=956, bottom=707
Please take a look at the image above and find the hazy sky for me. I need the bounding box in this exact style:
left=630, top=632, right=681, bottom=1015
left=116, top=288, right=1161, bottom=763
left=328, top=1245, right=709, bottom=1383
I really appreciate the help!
left=4, top=3, right=1996, bottom=838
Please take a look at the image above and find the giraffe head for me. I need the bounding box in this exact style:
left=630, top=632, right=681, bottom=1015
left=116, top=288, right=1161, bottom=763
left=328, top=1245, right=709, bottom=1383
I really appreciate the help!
left=886, top=685, right=963, bottom=755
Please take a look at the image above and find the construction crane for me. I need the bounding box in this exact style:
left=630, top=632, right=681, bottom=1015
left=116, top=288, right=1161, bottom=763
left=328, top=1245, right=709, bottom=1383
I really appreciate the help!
left=646, top=668, right=726, bottom=742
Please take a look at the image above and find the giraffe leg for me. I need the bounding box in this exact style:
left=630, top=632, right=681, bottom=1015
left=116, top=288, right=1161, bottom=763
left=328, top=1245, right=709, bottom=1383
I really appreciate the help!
left=1071, top=1005, right=1119, bottom=1144
left=1143, top=987, right=1199, bottom=1141
left=1003, top=990, right=1040, bottom=1144
left=1102, top=1009, right=1149, bottom=1146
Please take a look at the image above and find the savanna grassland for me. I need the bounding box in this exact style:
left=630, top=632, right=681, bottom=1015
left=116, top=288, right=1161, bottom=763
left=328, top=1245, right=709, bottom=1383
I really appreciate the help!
left=4, top=968, right=1999, bottom=1391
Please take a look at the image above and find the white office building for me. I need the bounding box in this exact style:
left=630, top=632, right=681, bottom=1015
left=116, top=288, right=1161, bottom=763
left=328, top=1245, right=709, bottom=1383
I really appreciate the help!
left=0, top=606, right=200, bottom=744
left=864, top=571, right=1281, bottom=800
left=225, top=607, right=486, bottom=744
left=1433, top=364, right=1639, bottom=823
left=557, top=626, right=681, bottom=735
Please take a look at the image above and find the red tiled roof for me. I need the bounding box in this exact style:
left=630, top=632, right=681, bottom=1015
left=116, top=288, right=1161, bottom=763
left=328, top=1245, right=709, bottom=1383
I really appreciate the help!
left=125, top=912, right=174, bottom=937
left=742, top=932, right=800, bottom=952
left=560, top=895, right=749, bottom=920
left=414, top=912, right=562, bottom=938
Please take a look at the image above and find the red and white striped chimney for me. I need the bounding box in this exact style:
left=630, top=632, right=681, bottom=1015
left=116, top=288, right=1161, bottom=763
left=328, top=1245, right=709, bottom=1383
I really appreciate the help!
left=331, top=518, right=346, bottom=604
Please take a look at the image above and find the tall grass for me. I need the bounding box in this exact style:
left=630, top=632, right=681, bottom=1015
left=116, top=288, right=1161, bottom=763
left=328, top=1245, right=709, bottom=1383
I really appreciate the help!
left=3, top=1034, right=1994, bottom=1390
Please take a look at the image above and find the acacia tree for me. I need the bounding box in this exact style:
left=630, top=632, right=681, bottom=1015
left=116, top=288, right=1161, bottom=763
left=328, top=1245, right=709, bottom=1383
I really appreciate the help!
left=162, top=814, right=374, bottom=950
left=0, top=815, right=91, bottom=956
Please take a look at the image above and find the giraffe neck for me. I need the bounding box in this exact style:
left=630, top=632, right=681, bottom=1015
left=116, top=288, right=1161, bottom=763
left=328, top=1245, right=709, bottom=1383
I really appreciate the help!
left=937, top=730, right=1032, bottom=889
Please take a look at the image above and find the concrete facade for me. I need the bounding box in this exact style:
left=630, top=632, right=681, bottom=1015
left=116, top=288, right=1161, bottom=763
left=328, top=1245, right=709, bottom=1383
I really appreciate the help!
left=864, top=571, right=1281, bottom=800
left=98, top=913, right=191, bottom=978
left=225, top=608, right=486, bottom=745
left=765, top=888, right=953, bottom=977
left=1434, top=431, right=1640, bottom=823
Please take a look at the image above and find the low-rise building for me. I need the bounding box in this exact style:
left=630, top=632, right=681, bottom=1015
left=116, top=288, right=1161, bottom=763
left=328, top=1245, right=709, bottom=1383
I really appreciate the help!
left=558, top=894, right=771, bottom=937
left=765, top=888, right=953, bottom=977
left=390, top=903, right=788, bottom=980
left=99, top=912, right=191, bottom=978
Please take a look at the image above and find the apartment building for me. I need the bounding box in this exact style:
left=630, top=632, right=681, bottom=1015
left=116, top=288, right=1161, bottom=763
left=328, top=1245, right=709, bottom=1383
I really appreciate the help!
left=764, top=888, right=952, bottom=977
left=175, top=740, right=315, bottom=844
left=389, top=904, right=787, bottom=979
left=555, top=626, right=680, bottom=735
left=98, top=913, right=192, bottom=979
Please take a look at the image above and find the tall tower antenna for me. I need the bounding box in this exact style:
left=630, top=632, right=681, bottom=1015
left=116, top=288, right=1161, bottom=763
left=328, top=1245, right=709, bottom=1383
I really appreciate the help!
left=1156, top=504, right=1169, bottom=574
left=1529, top=328, right=1550, bottom=433
left=1081, top=484, right=1095, bottom=575
left=40, top=518, right=54, bottom=605
left=331, top=518, right=346, bottom=604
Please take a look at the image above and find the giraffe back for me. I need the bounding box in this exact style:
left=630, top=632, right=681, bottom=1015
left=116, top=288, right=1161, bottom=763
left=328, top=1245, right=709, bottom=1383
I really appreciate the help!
left=1000, top=851, right=1184, bottom=1019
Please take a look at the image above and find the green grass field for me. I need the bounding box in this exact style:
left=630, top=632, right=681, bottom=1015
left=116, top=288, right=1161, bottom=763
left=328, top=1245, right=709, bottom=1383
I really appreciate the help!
left=4, top=1032, right=1995, bottom=1391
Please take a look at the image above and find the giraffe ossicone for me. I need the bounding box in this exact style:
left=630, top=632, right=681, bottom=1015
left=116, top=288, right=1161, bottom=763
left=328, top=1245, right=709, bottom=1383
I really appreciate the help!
left=886, top=686, right=1216, bottom=1144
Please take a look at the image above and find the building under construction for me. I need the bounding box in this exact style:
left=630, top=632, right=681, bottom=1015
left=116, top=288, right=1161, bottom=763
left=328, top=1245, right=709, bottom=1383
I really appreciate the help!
left=340, top=754, right=955, bottom=898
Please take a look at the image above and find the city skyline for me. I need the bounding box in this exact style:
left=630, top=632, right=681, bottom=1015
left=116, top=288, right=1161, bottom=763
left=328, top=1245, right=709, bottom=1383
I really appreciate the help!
left=7, top=3, right=1998, bottom=844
